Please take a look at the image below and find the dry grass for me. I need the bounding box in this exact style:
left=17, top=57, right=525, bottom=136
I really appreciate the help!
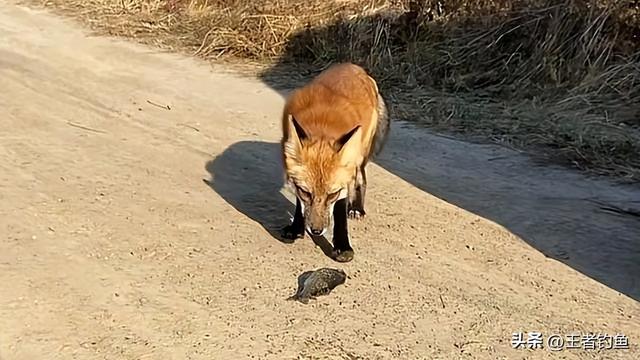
left=26, top=0, right=640, bottom=181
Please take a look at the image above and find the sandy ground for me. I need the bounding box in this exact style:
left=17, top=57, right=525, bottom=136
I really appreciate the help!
left=1, top=2, right=639, bottom=359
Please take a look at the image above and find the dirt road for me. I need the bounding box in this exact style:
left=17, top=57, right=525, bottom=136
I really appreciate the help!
left=1, top=2, right=639, bottom=359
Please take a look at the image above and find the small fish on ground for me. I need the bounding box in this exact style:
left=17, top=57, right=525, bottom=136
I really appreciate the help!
left=287, top=268, right=347, bottom=304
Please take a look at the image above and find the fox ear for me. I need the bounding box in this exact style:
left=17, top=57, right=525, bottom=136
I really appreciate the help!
left=335, top=125, right=361, bottom=152
left=290, top=116, right=308, bottom=142
left=284, top=115, right=306, bottom=158
left=337, top=126, right=363, bottom=166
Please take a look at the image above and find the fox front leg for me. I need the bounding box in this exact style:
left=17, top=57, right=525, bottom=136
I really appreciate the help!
left=281, top=197, right=306, bottom=240
left=332, top=197, right=354, bottom=262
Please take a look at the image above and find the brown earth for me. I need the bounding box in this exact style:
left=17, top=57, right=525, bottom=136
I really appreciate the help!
left=0, top=2, right=639, bottom=360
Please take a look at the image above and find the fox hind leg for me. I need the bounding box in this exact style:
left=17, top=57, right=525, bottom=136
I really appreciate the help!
left=348, top=163, right=367, bottom=219
left=347, top=93, right=389, bottom=221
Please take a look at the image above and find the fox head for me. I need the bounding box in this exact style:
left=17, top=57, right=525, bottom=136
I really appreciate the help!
left=283, top=115, right=363, bottom=236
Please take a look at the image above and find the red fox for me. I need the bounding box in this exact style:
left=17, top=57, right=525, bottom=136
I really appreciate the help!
left=280, top=63, right=390, bottom=262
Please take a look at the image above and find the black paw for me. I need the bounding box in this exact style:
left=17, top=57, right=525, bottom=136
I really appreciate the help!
left=332, top=248, right=354, bottom=263
left=281, top=224, right=305, bottom=241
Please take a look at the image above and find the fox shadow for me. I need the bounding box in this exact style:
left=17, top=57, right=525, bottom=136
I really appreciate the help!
left=204, top=141, right=335, bottom=256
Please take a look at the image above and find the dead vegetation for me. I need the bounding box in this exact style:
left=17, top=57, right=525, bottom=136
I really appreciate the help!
left=26, top=0, right=640, bottom=181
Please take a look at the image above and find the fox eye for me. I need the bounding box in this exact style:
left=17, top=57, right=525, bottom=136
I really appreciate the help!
left=327, top=189, right=341, bottom=202
left=296, top=186, right=312, bottom=201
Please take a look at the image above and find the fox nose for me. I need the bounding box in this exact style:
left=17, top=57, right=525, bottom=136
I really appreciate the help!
left=307, top=226, right=326, bottom=236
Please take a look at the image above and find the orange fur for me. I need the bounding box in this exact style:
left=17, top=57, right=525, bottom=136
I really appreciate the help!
left=281, top=63, right=382, bottom=196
